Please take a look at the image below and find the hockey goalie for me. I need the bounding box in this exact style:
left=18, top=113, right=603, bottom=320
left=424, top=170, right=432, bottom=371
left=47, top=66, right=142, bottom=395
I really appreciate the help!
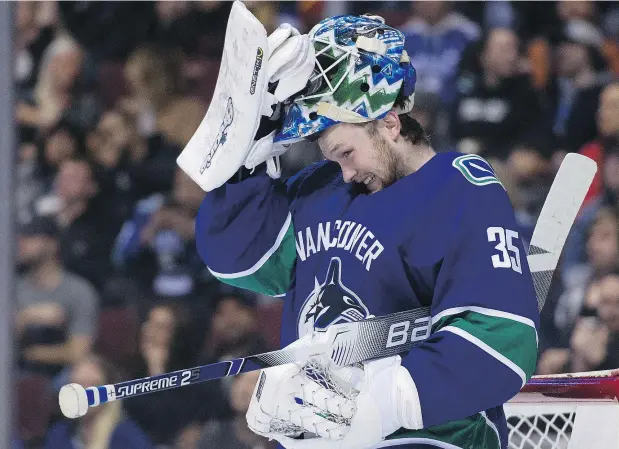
left=178, top=2, right=540, bottom=448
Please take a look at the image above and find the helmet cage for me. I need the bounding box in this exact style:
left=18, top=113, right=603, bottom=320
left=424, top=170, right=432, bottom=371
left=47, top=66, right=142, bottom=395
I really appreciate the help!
left=295, top=35, right=360, bottom=102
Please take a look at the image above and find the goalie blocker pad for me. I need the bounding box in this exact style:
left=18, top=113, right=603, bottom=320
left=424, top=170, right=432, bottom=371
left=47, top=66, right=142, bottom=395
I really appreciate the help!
left=177, top=1, right=273, bottom=192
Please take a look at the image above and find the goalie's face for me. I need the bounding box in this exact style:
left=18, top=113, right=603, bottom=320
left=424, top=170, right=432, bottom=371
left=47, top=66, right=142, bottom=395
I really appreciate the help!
left=319, top=116, right=405, bottom=194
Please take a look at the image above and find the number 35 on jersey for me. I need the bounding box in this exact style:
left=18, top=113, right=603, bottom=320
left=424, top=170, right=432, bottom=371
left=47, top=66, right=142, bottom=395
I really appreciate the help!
left=487, top=226, right=522, bottom=274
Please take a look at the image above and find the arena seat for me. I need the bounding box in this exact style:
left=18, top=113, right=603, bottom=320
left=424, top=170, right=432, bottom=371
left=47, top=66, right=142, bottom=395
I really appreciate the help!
left=95, top=306, right=140, bottom=368
left=16, top=374, right=54, bottom=444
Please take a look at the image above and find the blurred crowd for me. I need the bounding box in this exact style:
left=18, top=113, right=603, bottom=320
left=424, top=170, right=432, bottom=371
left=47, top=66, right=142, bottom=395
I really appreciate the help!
left=11, top=1, right=619, bottom=449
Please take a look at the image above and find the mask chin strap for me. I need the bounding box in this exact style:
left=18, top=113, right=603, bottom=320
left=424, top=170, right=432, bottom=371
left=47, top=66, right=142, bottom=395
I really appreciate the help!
left=266, top=155, right=282, bottom=179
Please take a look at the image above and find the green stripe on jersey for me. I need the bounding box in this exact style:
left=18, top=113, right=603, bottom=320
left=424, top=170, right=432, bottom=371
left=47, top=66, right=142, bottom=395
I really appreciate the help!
left=386, top=412, right=501, bottom=449
left=433, top=309, right=538, bottom=381
left=209, top=216, right=296, bottom=296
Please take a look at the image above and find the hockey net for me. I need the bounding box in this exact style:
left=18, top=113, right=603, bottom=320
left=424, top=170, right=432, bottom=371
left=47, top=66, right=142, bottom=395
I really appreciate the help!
left=505, top=369, right=619, bottom=449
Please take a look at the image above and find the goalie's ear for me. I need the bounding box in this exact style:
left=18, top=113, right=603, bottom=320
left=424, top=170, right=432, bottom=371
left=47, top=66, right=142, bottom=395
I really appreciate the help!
left=380, top=111, right=402, bottom=143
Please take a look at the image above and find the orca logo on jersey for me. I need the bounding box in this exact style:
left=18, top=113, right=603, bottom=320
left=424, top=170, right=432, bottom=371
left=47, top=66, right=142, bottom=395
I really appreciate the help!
left=452, top=154, right=504, bottom=189
left=298, top=257, right=370, bottom=337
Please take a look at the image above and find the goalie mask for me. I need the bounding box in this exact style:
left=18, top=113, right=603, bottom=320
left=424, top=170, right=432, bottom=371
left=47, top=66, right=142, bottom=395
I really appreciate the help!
left=274, top=14, right=417, bottom=143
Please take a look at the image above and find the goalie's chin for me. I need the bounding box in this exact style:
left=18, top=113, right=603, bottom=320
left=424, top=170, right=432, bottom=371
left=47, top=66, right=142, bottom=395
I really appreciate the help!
left=367, top=177, right=381, bottom=194
left=362, top=177, right=385, bottom=194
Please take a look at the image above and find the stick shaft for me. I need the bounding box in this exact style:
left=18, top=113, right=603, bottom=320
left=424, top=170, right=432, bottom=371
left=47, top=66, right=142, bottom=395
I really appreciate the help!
left=86, top=307, right=432, bottom=405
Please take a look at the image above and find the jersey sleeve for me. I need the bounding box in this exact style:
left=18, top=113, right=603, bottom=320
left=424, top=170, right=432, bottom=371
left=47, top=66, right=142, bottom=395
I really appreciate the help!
left=401, top=179, right=540, bottom=428
left=195, top=165, right=297, bottom=297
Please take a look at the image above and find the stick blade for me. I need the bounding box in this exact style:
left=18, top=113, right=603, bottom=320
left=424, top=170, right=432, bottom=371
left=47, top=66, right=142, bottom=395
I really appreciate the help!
left=529, top=153, right=597, bottom=264
left=528, top=153, right=597, bottom=309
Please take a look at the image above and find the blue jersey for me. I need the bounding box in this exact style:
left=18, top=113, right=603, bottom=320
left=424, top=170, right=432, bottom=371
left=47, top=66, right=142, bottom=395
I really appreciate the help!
left=195, top=152, right=539, bottom=449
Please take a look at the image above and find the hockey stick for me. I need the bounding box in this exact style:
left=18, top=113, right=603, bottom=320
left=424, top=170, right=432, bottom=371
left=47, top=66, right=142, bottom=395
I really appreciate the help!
left=59, top=153, right=597, bottom=418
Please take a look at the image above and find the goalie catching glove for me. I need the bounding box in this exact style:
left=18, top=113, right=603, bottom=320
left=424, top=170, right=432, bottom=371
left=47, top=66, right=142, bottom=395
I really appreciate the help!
left=246, top=337, right=423, bottom=449
left=177, top=0, right=315, bottom=191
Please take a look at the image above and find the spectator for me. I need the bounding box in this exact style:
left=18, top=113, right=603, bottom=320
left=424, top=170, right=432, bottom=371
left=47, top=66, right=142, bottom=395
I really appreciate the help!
left=16, top=35, right=100, bottom=137
left=87, top=108, right=178, bottom=231
left=144, top=1, right=207, bottom=56
left=521, top=1, right=611, bottom=155
left=16, top=215, right=98, bottom=378
left=185, top=1, right=232, bottom=58
left=548, top=20, right=608, bottom=152
left=505, top=141, right=553, bottom=206
left=112, top=168, right=209, bottom=303
left=197, top=371, right=274, bottom=449
left=402, top=1, right=481, bottom=105
left=538, top=207, right=619, bottom=374
left=35, top=158, right=116, bottom=291
left=450, top=27, right=549, bottom=160
left=603, top=7, right=619, bottom=76
left=16, top=140, right=46, bottom=225
left=14, top=1, right=56, bottom=96
left=38, top=119, right=85, bottom=188
left=567, top=273, right=619, bottom=373
left=44, top=354, right=153, bottom=449
left=16, top=120, right=85, bottom=224
left=562, top=116, right=619, bottom=276
left=562, top=207, right=619, bottom=329
left=556, top=0, right=598, bottom=24
left=58, top=2, right=154, bottom=61
left=205, top=287, right=268, bottom=363
left=123, top=302, right=229, bottom=447
left=121, top=46, right=205, bottom=147
left=137, top=302, right=203, bottom=376
left=579, top=82, right=619, bottom=204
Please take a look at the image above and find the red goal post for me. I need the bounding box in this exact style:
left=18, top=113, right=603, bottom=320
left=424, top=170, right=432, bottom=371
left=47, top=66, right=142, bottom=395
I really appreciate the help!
left=505, top=369, right=619, bottom=449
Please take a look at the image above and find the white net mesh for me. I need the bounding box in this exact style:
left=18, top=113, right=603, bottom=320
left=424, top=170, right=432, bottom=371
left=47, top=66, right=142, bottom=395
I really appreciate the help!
left=505, top=369, right=619, bottom=449
left=267, top=368, right=619, bottom=446
left=302, top=358, right=359, bottom=405
left=507, top=411, right=574, bottom=449
left=268, top=417, right=304, bottom=437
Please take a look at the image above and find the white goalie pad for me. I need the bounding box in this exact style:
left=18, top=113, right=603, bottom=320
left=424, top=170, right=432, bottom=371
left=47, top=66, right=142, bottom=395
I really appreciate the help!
left=176, top=1, right=272, bottom=191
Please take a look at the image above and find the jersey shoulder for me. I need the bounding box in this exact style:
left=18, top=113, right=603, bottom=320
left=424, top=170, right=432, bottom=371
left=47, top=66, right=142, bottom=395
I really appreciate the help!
left=421, top=152, right=513, bottom=224
left=286, top=160, right=342, bottom=201
left=432, top=152, right=506, bottom=199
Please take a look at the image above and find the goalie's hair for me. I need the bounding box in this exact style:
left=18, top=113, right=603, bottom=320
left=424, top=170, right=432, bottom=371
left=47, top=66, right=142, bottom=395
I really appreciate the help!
left=394, top=113, right=430, bottom=147
left=393, top=89, right=430, bottom=147
left=362, top=113, right=429, bottom=147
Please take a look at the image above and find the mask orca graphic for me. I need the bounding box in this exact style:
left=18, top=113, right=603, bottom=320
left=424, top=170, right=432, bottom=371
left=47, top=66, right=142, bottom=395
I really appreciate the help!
left=298, top=257, right=370, bottom=336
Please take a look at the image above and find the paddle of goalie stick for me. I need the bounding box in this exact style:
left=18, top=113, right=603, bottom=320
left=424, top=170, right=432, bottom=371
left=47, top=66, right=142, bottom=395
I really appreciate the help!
left=59, top=153, right=597, bottom=419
